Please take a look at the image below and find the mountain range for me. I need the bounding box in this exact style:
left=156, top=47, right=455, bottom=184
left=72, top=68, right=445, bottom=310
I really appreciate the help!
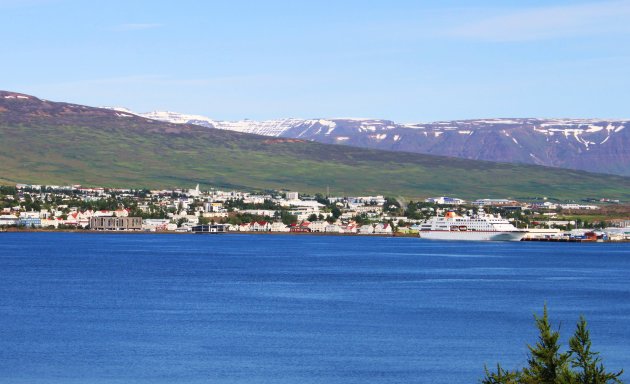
left=1, top=90, right=629, bottom=200
left=111, top=108, right=630, bottom=176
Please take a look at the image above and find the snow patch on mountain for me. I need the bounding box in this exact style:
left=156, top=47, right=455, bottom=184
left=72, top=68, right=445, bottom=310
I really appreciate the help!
left=100, top=107, right=630, bottom=175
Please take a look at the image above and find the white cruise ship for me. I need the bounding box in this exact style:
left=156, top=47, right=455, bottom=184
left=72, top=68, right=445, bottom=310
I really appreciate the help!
left=419, top=210, right=526, bottom=241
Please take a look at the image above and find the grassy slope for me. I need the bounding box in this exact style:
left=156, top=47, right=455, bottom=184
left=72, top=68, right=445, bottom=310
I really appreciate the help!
left=1, top=117, right=630, bottom=200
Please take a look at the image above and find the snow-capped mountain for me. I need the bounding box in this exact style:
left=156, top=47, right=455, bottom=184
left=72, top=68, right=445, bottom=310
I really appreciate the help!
left=104, top=108, right=630, bottom=176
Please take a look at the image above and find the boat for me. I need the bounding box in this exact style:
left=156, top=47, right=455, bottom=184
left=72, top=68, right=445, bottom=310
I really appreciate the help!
left=418, top=210, right=527, bottom=241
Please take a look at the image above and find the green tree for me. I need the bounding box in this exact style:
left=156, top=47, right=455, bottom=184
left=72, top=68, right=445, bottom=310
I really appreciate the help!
left=521, top=306, right=572, bottom=384
left=482, top=307, right=624, bottom=384
left=353, top=213, right=370, bottom=225
left=568, top=317, right=623, bottom=384
left=405, top=201, right=423, bottom=220
left=482, top=364, right=521, bottom=384
left=383, top=197, right=401, bottom=214
left=280, top=211, right=297, bottom=225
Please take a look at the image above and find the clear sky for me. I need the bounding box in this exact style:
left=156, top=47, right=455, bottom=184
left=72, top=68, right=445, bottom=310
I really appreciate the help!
left=2, top=0, right=629, bottom=121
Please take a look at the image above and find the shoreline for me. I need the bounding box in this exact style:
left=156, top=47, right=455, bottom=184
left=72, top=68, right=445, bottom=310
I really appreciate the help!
left=2, top=228, right=629, bottom=242
left=0, top=227, right=411, bottom=238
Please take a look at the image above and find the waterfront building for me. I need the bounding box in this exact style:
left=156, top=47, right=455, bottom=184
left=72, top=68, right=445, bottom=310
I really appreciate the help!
left=191, top=224, right=229, bottom=234
left=358, top=224, right=374, bottom=234
left=373, top=223, right=393, bottom=234
left=0, top=214, right=19, bottom=226
left=17, top=217, right=42, bottom=228
left=89, top=217, right=142, bottom=231
left=270, top=222, right=290, bottom=232
left=308, top=221, right=328, bottom=232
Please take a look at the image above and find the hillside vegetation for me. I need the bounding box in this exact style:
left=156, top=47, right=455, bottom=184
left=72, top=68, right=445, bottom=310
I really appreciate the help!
left=1, top=91, right=629, bottom=200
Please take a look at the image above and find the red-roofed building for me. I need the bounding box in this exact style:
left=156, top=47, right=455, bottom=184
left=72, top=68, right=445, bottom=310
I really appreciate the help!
left=252, top=221, right=271, bottom=232
left=290, top=221, right=311, bottom=233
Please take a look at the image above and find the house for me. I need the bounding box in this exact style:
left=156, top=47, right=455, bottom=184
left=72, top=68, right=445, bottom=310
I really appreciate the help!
left=63, top=212, right=80, bottom=227
left=373, top=223, right=393, bottom=234
left=40, top=218, right=59, bottom=228
left=343, top=223, right=358, bottom=233
left=93, top=210, right=114, bottom=217
left=270, top=222, right=289, bottom=232
left=358, top=224, right=374, bottom=234
left=114, top=208, right=130, bottom=217
left=251, top=221, right=271, bottom=232
left=290, top=222, right=311, bottom=232
left=238, top=222, right=252, bottom=232
left=77, top=211, right=94, bottom=228
left=325, top=224, right=342, bottom=233
left=308, top=221, right=328, bottom=232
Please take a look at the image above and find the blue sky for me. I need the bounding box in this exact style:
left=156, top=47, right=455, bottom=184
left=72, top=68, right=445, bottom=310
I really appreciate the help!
left=2, top=0, right=629, bottom=121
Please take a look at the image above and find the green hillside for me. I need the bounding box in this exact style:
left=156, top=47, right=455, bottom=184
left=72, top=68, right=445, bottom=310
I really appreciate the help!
left=1, top=91, right=629, bottom=200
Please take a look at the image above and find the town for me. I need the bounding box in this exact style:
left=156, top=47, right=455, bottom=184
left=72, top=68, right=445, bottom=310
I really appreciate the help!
left=1, top=183, right=629, bottom=241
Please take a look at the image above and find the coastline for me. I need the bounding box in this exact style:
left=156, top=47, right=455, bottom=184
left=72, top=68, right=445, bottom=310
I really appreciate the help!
left=3, top=228, right=629, bottom=242
left=0, top=227, right=412, bottom=238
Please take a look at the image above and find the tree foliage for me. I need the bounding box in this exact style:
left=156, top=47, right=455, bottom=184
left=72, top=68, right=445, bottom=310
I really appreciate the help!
left=482, top=306, right=624, bottom=384
left=568, top=317, right=623, bottom=384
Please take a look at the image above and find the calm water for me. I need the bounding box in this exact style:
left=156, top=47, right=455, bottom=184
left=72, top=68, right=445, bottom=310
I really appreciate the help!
left=1, top=233, right=629, bottom=383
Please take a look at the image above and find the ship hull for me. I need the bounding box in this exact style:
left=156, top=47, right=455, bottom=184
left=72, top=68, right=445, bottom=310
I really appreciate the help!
left=419, top=230, right=526, bottom=242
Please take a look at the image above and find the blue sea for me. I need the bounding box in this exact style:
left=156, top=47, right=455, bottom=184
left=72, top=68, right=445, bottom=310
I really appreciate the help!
left=1, top=233, right=629, bottom=383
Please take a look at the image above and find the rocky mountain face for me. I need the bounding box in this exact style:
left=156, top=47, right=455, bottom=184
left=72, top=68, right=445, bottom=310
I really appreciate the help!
left=283, top=117, right=630, bottom=176
left=118, top=109, right=630, bottom=176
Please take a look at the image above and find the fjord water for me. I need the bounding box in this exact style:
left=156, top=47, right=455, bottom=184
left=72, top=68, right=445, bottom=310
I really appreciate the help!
left=1, top=233, right=629, bottom=384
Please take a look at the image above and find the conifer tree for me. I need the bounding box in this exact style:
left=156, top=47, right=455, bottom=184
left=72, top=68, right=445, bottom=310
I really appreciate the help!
left=481, top=307, right=625, bottom=384
left=482, top=364, right=521, bottom=384
left=568, top=316, right=623, bottom=384
left=520, top=305, right=573, bottom=384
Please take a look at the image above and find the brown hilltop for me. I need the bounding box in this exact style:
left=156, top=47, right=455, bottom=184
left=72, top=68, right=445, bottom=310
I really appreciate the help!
left=0, top=90, right=629, bottom=200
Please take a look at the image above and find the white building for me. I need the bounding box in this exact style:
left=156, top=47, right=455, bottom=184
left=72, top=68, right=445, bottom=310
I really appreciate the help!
left=325, top=224, right=342, bottom=233
left=0, top=214, right=18, bottom=226
left=425, top=196, right=465, bottom=205
left=358, top=224, right=374, bottom=234
left=143, top=219, right=171, bottom=231
left=559, top=204, right=600, bottom=210
left=188, top=184, right=201, bottom=197
left=251, top=221, right=271, bottom=232
left=373, top=223, right=393, bottom=234
left=240, top=209, right=277, bottom=217
left=342, top=223, right=358, bottom=233
left=308, top=221, right=328, bottom=232
left=238, top=222, right=252, bottom=231
left=270, top=222, right=290, bottom=232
